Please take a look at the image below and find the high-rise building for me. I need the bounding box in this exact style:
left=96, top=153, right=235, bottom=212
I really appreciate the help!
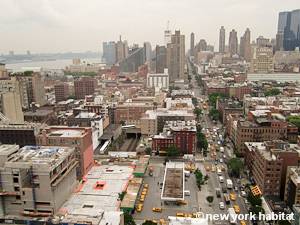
left=54, top=82, right=69, bottom=102
left=0, top=77, right=24, bottom=123
left=240, top=28, right=251, bottom=62
left=14, top=72, right=46, bottom=108
left=277, top=9, right=300, bottom=51
left=166, top=30, right=185, bottom=82
left=250, top=46, right=274, bottom=73
left=285, top=166, right=300, bottom=207
left=74, top=77, right=96, bottom=99
left=190, top=32, right=195, bottom=56
left=164, top=22, right=172, bottom=46
left=143, top=42, right=152, bottom=62
left=256, top=36, right=272, bottom=47
left=228, top=29, right=238, bottom=56
left=198, top=39, right=207, bottom=52
left=219, top=26, right=225, bottom=53
left=119, top=47, right=146, bottom=73
left=115, top=36, right=129, bottom=62
left=155, top=45, right=167, bottom=73
left=102, top=41, right=116, bottom=65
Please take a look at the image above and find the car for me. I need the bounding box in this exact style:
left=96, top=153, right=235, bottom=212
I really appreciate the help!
left=143, top=188, right=148, bottom=192
left=184, top=213, right=193, bottom=218
left=234, top=186, right=239, bottom=192
left=233, top=205, right=240, bottom=213
left=176, top=212, right=185, bottom=217
left=241, top=191, right=247, bottom=197
left=222, top=187, right=227, bottom=193
left=141, top=191, right=147, bottom=195
left=152, top=207, right=162, bottom=212
left=219, top=159, right=223, bottom=163
left=214, top=161, right=218, bottom=165
left=230, top=193, right=236, bottom=201
left=219, top=176, right=224, bottom=183
left=136, top=204, right=143, bottom=212
left=223, top=154, right=226, bottom=158
left=176, top=200, right=187, bottom=205
left=240, top=220, right=247, bottom=225
left=219, top=202, right=225, bottom=209
left=144, top=184, right=149, bottom=188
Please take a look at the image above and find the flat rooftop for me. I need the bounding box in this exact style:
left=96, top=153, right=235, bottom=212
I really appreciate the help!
left=49, top=129, right=85, bottom=138
left=161, top=162, right=184, bottom=201
left=144, top=109, right=194, bottom=120
left=59, top=164, right=134, bottom=225
left=6, top=145, right=74, bottom=170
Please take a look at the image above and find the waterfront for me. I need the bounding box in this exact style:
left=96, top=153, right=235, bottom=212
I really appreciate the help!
left=5, top=57, right=102, bottom=71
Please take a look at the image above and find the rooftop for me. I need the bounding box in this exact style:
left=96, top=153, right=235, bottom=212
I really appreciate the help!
left=5, top=145, right=75, bottom=170
left=161, top=162, right=184, bottom=201
left=143, top=109, right=194, bottom=120
left=59, top=164, right=134, bottom=225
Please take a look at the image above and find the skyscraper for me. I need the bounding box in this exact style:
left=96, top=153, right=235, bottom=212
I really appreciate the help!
left=155, top=45, right=167, bottom=73
left=219, top=26, right=225, bottom=53
left=240, top=28, right=251, bottom=62
left=143, top=42, right=152, bottom=62
left=277, top=9, right=300, bottom=51
left=102, top=41, right=116, bottom=65
left=166, top=30, right=185, bottom=82
left=190, top=32, right=195, bottom=56
left=229, top=29, right=238, bottom=56
left=116, top=36, right=129, bottom=62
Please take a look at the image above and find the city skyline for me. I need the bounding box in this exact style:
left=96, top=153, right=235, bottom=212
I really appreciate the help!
left=0, top=0, right=299, bottom=53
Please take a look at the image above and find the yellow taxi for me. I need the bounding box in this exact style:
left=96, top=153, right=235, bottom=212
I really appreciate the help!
left=144, top=183, right=149, bottom=188
left=240, top=220, right=246, bottom=225
left=230, top=193, right=236, bottom=201
left=152, top=207, right=162, bottom=212
left=136, top=204, right=143, bottom=212
left=233, top=205, right=240, bottom=214
left=184, top=213, right=193, bottom=218
left=160, top=219, right=167, bottom=225
left=176, top=212, right=185, bottom=217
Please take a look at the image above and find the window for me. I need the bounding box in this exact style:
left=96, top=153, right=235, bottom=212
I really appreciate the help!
left=83, top=204, right=94, bottom=208
left=13, top=177, right=19, bottom=183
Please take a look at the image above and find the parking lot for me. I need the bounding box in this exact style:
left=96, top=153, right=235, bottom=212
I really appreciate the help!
left=133, top=159, right=200, bottom=223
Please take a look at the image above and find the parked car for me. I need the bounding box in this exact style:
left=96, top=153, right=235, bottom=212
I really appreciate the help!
left=219, top=202, right=225, bottom=210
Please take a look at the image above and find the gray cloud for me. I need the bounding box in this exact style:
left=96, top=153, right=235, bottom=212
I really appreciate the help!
left=0, top=0, right=299, bottom=53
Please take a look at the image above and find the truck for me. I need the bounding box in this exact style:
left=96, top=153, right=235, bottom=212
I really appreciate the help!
left=228, top=207, right=237, bottom=224
left=226, top=179, right=233, bottom=189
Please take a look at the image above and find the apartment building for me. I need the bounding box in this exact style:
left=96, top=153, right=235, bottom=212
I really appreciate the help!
left=152, top=120, right=197, bottom=154
left=245, top=140, right=299, bottom=197
left=114, top=102, right=153, bottom=127
left=141, top=109, right=195, bottom=136
left=74, top=77, right=96, bottom=100
left=0, top=145, right=77, bottom=217
left=36, top=127, right=93, bottom=179
left=285, top=167, right=300, bottom=208
left=54, top=82, right=69, bottom=102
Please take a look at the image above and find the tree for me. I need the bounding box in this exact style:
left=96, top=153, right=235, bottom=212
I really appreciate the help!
left=249, top=205, right=264, bottom=215
left=208, top=93, right=226, bottom=107
left=192, top=97, right=198, bottom=106
left=206, top=196, right=214, bottom=204
left=287, top=115, right=300, bottom=130
left=145, top=147, right=152, bottom=155
left=209, top=108, right=220, bottom=121
left=197, top=132, right=208, bottom=151
left=194, top=108, right=202, bottom=120
left=195, top=169, right=204, bottom=188
left=24, top=70, right=33, bottom=76
left=247, top=191, right=262, bottom=207
left=166, top=145, right=180, bottom=157
left=124, top=212, right=136, bottom=225
left=264, top=88, right=281, bottom=96
left=228, top=158, right=244, bottom=177
left=118, top=191, right=126, bottom=201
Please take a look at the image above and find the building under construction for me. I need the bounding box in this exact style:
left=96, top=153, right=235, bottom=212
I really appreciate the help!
left=0, top=144, right=77, bottom=218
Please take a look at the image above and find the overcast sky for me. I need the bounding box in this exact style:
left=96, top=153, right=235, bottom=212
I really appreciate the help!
left=0, top=0, right=299, bottom=54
